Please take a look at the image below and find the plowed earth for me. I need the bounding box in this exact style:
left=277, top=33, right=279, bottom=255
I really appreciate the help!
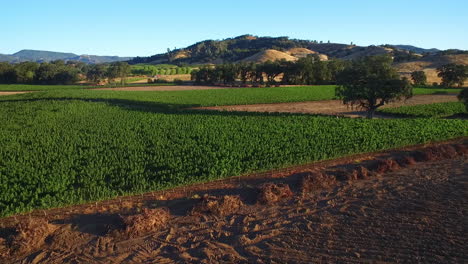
left=197, top=94, right=459, bottom=118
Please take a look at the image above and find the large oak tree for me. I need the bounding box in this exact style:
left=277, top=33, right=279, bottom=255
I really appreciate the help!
left=335, top=55, right=412, bottom=118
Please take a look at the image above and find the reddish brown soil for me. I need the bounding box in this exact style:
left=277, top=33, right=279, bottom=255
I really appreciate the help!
left=0, top=141, right=467, bottom=263
left=93, top=85, right=234, bottom=91
left=197, top=94, right=459, bottom=118
left=0, top=91, right=33, bottom=96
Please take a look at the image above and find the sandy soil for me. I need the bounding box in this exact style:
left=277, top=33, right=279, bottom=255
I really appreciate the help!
left=198, top=94, right=459, bottom=118
left=0, top=141, right=466, bottom=263
left=0, top=91, right=33, bottom=96
left=93, top=85, right=234, bottom=91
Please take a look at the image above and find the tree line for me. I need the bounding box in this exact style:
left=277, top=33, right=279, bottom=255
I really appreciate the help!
left=191, top=55, right=348, bottom=86
left=0, top=61, right=131, bottom=85
left=411, top=64, right=468, bottom=88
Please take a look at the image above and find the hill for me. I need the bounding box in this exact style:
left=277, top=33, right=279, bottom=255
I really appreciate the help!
left=130, top=35, right=464, bottom=66
left=240, top=49, right=299, bottom=63
left=391, top=45, right=440, bottom=54
left=0, top=49, right=132, bottom=64
left=394, top=54, right=468, bottom=83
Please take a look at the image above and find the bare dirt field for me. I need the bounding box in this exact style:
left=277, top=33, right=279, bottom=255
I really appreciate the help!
left=0, top=91, right=33, bottom=96
left=1, top=141, right=467, bottom=263
left=198, top=94, right=460, bottom=118
left=93, top=85, right=233, bottom=91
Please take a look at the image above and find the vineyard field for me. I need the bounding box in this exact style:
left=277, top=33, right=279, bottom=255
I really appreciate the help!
left=0, top=90, right=467, bottom=216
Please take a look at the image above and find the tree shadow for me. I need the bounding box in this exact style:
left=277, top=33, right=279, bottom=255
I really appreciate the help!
left=51, top=213, right=125, bottom=236
left=0, top=96, right=332, bottom=119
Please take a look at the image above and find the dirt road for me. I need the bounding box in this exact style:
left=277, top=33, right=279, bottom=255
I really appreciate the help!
left=93, top=85, right=233, bottom=91
left=0, top=91, right=33, bottom=96
left=198, top=94, right=459, bottom=118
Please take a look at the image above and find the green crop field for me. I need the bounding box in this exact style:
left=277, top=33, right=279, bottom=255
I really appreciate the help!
left=0, top=86, right=466, bottom=217
left=1, top=85, right=461, bottom=104
left=378, top=102, right=467, bottom=118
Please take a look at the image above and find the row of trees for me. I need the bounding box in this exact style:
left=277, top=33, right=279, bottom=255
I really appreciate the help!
left=191, top=55, right=348, bottom=86
left=410, top=64, right=467, bottom=88
left=0, top=61, right=131, bottom=85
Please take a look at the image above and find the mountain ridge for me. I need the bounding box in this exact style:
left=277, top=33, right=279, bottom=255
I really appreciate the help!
left=128, top=35, right=467, bottom=65
left=0, top=49, right=132, bottom=64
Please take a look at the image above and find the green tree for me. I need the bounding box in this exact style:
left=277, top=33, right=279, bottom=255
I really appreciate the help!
left=335, top=55, right=412, bottom=118
left=260, top=60, right=282, bottom=86
left=15, top=62, right=39, bottom=83
left=411, top=71, right=427, bottom=86
left=437, top=64, right=467, bottom=88
left=107, top=62, right=130, bottom=85
left=0, top=62, right=17, bottom=84
left=458, top=88, right=468, bottom=112
left=86, top=64, right=107, bottom=84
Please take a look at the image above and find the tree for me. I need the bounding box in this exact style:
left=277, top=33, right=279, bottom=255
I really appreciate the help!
left=0, top=62, right=17, bottom=84
left=437, top=64, right=467, bottom=88
left=458, top=88, right=468, bottom=112
left=411, top=71, right=427, bottom=86
left=335, top=55, right=412, bottom=118
left=260, top=60, right=282, bottom=86
left=86, top=64, right=107, bottom=84
left=107, top=62, right=130, bottom=84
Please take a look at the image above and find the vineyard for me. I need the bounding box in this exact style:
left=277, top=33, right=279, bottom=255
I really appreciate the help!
left=378, top=102, right=467, bottom=118
left=130, top=64, right=195, bottom=76
left=1, top=84, right=462, bottom=104
left=0, top=86, right=467, bottom=217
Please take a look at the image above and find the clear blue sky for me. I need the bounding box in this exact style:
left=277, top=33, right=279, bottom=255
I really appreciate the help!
left=1, top=0, right=467, bottom=57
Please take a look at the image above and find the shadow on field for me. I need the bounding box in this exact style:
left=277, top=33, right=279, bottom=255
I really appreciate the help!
left=0, top=97, right=326, bottom=118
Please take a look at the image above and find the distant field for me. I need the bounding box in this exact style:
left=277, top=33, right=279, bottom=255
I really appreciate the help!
left=2, top=85, right=462, bottom=106
left=378, top=102, right=467, bottom=118
left=0, top=82, right=177, bottom=91
left=0, top=87, right=467, bottom=216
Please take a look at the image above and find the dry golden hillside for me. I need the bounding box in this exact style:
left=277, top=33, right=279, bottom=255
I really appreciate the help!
left=240, top=49, right=298, bottom=63
left=287, top=48, right=328, bottom=61
left=394, top=54, right=468, bottom=83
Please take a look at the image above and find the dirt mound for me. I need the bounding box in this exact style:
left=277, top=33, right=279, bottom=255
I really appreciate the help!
left=240, top=49, right=298, bottom=63
left=191, top=195, right=244, bottom=216
left=369, top=159, right=401, bottom=174
left=300, top=171, right=337, bottom=194
left=412, top=144, right=463, bottom=162
left=257, top=183, right=293, bottom=204
left=395, top=155, right=417, bottom=167
left=120, top=208, right=170, bottom=237
left=10, top=218, right=57, bottom=255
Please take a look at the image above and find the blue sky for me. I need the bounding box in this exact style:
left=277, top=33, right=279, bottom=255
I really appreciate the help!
left=1, top=0, right=467, bottom=56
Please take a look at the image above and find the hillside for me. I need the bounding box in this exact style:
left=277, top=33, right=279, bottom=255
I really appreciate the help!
left=391, top=45, right=440, bottom=54
left=0, top=49, right=132, bottom=64
left=129, top=35, right=466, bottom=67
left=240, top=49, right=299, bottom=63
left=394, top=54, right=468, bottom=83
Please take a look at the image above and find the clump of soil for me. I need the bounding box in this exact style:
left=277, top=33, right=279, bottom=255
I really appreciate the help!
left=352, top=165, right=371, bottom=180
left=453, top=144, right=468, bottom=155
left=257, top=183, right=293, bottom=204
left=10, top=218, right=57, bottom=254
left=300, top=171, right=337, bottom=194
left=191, top=195, right=244, bottom=217
left=370, top=159, right=401, bottom=174
left=396, top=155, right=417, bottom=167
left=0, top=237, right=9, bottom=257
left=120, top=208, right=170, bottom=238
